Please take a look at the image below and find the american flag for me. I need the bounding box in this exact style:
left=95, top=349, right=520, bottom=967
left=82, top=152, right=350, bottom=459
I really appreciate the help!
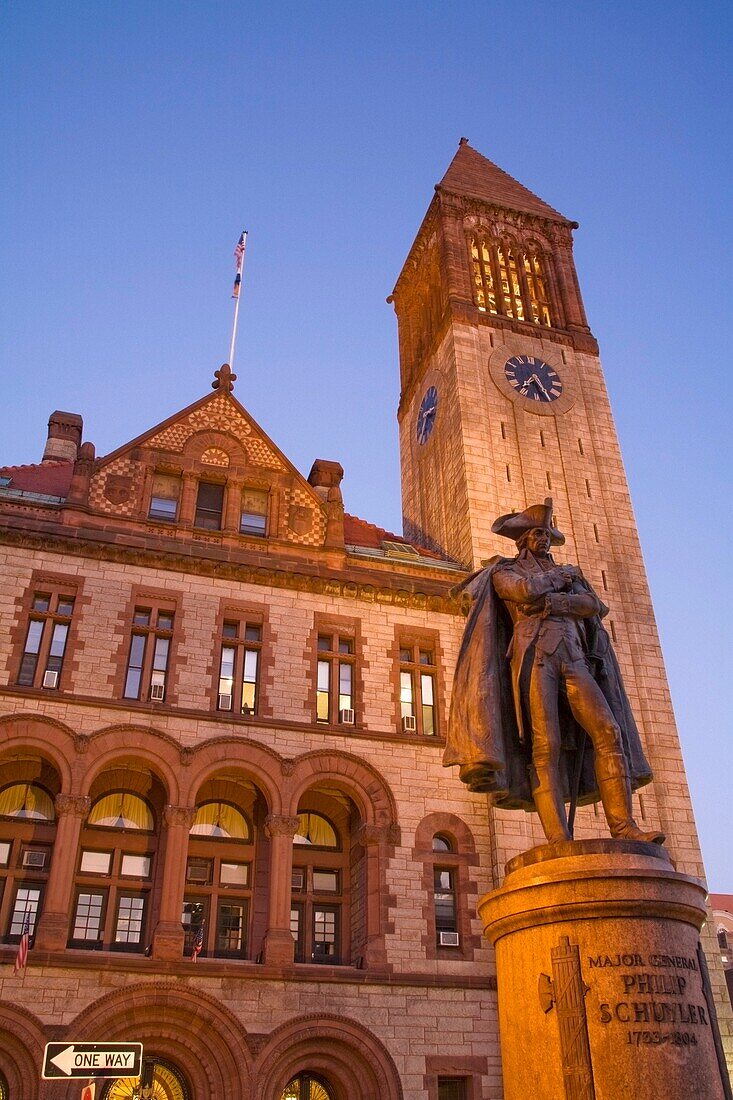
left=14, top=910, right=31, bottom=974
left=233, top=231, right=246, bottom=266
left=191, top=922, right=204, bottom=962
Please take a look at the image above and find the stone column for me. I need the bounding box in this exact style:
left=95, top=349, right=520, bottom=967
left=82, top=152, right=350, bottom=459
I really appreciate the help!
left=262, top=814, right=300, bottom=965
left=354, top=822, right=393, bottom=969
left=179, top=473, right=197, bottom=526
left=152, top=804, right=196, bottom=960
left=224, top=477, right=242, bottom=534
left=35, top=794, right=90, bottom=951
left=479, top=839, right=730, bottom=1100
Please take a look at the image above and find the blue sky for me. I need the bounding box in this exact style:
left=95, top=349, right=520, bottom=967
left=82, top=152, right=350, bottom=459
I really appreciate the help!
left=1, top=1, right=731, bottom=886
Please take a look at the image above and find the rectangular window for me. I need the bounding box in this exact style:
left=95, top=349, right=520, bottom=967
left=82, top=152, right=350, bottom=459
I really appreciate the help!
left=312, top=905, right=339, bottom=962
left=220, top=861, right=249, bottom=887
left=216, top=619, right=262, bottom=714
left=114, top=894, right=146, bottom=947
left=291, top=903, right=304, bottom=962
left=17, top=591, right=75, bottom=689
left=216, top=900, right=247, bottom=957
left=469, top=237, right=498, bottom=315
left=195, top=482, right=225, bottom=530
left=240, top=488, right=268, bottom=537
left=438, top=1079, right=468, bottom=1100
left=72, top=890, right=106, bottom=942
left=9, top=886, right=41, bottom=937
left=80, top=850, right=112, bottom=875
left=149, top=473, right=181, bottom=522
left=120, top=854, right=151, bottom=878
left=434, top=867, right=458, bottom=937
left=312, top=869, right=339, bottom=893
left=524, top=253, right=553, bottom=327
left=315, top=633, right=355, bottom=724
left=399, top=643, right=438, bottom=735
left=0, top=841, right=11, bottom=867
left=123, top=606, right=175, bottom=702
left=497, top=246, right=524, bottom=320
left=182, top=897, right=208, bottom=957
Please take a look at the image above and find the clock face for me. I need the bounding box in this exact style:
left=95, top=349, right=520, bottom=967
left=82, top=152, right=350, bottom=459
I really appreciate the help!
left=504, top=355, right=562, bottom=403
left=416, top=385, right=438, bottom=444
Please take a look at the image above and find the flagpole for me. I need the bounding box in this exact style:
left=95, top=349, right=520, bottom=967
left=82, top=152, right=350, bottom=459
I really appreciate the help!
left=228, top=231, right=248, bottom=369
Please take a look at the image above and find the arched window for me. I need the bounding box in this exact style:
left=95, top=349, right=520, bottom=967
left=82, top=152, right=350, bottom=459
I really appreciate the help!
left=184, top=793, right=256, bottom=960
left=468, top=235, right=554, bottom=327
left=0, top=1070, right=7, bottom=1100
left=0, top=765, right=59, bottom=945
left=104, top=1058, right=190, bottom=1100
left=292, top=807, right=347, bottom=964
left=281, top=1073, right=335, bottom=1100
left=72, top=785, right=160, bottom=952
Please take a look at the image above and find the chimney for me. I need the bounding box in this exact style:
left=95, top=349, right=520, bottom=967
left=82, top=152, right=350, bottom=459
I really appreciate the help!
left=42, top=411, right=83, bottom=463
left=307, top=459, right=344, bottom=501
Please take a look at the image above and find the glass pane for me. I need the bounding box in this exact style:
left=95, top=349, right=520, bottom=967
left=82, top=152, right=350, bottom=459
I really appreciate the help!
left=132, top=609, right=151, bottom=626
left=220, top=861, right=249, bottom=886
left=244, top=623, right=261, bottom=642
left=32, top=594, right=50, bottom=612
left=222, top=621, right=238, bottom=639
left=89, top=792, right=154, bottom=830
left=0, top=783, right=54, bottom=820
left=418, top=649, right=433, bottom=665
left=17, top=650, right=39, bottom=686
left=157, top=612, right=174, bottom=631
left=23, top=619, right=44, bottom=655
left=0, top=841, right=10, bottom=866
left=10, top=887, right=41, bottom=935
left=73, top=892, right=105, bottom=940
left=195, top=482, right=224, bottom=529
left=149, top=496, right=178, bottom=520
left=313, top=870, right=339, bottom=893
left=120, top=854, right=151, bottom=878
left=399, top=647, right=411, bottom=663
left=151, top=473, right=181, bottom=500
left=80, top=849, right=112, bottom=874
left=217, top=901, right=246, bottom=954
left=114, top=896, right=145, bottom=943
left=294, top=812, right=337, bottom=847
left=56, top=597, right=74, bottom=616
left=240, top=511, right=267, bottom=535
left=338, top=637, right=353, bottom=654
left=243, top=648, right=258, bottom=681
left=152, top=636, right=169, bottom=672
left=219, top=645, right=235, bottom=689
left=123, top=666, right=141, bottom=699
left=400, top=671, right=413, bottom=717
left=421, top=673, right=434, bottom=705
left=432, top=834, right=452, bottom=852
left=48, top=622, right=68, bottom=659
left=338, top=662, right=352, bottom=710
left=190, top=801, right=250, bottom=839
left=317, top=635, right=331, bottom=652
left=241, top=679, right=256, bottom=714
left=435, top=868, right=453, bottom=890
left=438, top=1079, right=468, bottom=1100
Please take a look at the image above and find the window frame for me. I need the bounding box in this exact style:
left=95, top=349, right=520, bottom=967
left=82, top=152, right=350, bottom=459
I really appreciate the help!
left=121, top=600, right=177, bottom=704
left=215, top=617, right=263, bottom=716
left=291, top=810, right=347, bottom=965
left=397, top=640, right=439, bottom=737
left=16, top=589, right=77, bottom=691
left=315, top=632, right=356, bottom=726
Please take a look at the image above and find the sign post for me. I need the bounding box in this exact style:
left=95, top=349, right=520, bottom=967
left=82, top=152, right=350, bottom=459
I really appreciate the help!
left=42, top=1042, right=143, bottom=1080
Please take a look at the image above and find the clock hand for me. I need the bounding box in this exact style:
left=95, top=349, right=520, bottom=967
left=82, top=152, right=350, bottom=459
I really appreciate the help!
left=531, top=375, right=551, bottom=399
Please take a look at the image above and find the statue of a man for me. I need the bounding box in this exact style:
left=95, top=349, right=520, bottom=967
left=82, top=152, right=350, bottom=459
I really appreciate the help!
left=444, top=498, right=664, bottom=845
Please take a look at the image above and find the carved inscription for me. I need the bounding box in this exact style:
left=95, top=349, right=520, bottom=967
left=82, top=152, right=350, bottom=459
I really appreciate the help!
left=589, top=950, right=708, bottom=1048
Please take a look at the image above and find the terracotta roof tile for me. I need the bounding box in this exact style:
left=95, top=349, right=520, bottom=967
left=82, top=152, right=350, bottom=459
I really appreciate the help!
left=0, top=461, right=74, bottom=498
left=438, top=141, right=569, bottom=223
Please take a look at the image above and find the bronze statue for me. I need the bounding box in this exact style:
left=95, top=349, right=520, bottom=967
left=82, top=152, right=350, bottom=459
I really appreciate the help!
left=444, top=499, right=664, bottom=845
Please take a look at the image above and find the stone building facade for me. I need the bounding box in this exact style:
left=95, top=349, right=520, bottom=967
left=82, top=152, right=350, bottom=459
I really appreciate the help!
left=0, top=142, right=729, bottom=1099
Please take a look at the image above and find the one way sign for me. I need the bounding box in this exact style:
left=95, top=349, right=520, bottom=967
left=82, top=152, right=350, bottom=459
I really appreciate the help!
left=42, top=1042, right=143, bottom=1079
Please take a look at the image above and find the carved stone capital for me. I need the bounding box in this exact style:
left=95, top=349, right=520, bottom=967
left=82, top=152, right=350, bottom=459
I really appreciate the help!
left=179, top=746, right=194, bottom=767
left=163, top=804, right=196, bottom=829
left=264, top=814, right=301, bottom=839
left=55, top=794, right=91, bottom=818
left=280, top=759, right=296, bottom=777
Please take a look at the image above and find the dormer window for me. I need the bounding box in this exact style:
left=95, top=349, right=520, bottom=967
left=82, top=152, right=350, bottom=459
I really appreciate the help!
left=240, top=488, right=268, bottom=537
left=149, top=473, right=181, bottom=522
left=195, top=482, right=224, bottom=530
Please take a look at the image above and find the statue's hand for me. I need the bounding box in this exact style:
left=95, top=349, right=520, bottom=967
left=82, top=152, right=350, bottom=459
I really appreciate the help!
left=555, top=566, right=578, bottom=590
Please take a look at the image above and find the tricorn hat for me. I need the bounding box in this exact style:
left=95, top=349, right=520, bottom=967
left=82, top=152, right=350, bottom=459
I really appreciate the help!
left=491, top=497, right=565, bottom=545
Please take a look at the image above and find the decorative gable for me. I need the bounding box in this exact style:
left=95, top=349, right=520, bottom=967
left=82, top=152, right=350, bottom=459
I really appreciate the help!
left=86, top=369, right=328, bottom=548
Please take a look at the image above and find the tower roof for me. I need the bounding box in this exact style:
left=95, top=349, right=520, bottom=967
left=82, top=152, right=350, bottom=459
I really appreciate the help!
left=437, top=139, right=570, bottom=223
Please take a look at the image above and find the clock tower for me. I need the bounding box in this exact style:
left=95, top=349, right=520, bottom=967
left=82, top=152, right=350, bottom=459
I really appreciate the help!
left=389, top=138, right=703, bottom=873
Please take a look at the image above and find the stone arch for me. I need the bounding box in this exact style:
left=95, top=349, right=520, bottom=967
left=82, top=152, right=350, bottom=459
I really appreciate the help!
left=182, top=736, right=285, bottom=814
left=256, top=1013, right=403, bottom=1100
left=414, top=811, right=477, bottom=857
left=0, top=1002, right=46, bottom=1100
left=182, top=428, right=249, bottom=469
left=64, top=983, right=252, bottom=1100
left=0, top=713, right=75, bottom=791
left=288, top=750, right=398, bottom=828
left=79, top=724, right=182, bottom=804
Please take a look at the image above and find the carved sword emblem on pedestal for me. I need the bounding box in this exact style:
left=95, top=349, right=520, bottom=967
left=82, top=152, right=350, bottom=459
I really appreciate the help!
left=539, top=935, right=596, bottom=1100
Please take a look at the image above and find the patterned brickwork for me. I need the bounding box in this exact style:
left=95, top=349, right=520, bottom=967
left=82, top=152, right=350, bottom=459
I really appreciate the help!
left=147, top=392, right=287, bottom=470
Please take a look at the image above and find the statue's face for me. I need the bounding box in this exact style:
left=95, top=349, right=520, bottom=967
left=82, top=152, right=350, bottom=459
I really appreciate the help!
left=526, top=527, right=552, bottom=555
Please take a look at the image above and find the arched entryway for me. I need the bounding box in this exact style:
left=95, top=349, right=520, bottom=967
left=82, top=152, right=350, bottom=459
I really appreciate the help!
left=280, top=1074, right=334, bottom=1100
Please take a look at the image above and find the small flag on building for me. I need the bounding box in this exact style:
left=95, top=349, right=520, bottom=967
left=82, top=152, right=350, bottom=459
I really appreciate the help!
left=14, top=910, right=31, bottom=974
left=191, top=922, right=204, bottom=962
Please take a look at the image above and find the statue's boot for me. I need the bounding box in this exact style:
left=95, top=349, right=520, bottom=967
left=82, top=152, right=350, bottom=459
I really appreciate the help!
left=598, top=771, right=665, bottom=845
left=532, top=773, right=572, bottom=844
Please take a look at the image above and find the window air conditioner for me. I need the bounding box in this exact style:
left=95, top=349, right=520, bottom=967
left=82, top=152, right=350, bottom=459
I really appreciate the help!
left=186, top=863, right=210, bottom=884
left=339, top=708, right=355, bottom=725
left=402, top=715, right=417, bottom=733
left=150, top=683, right=165, bottom=701
left=42, top=669, right=59, bottom=689
left=23, top=850, right=47, bottom=870
left=438, top=931, right=460, bottom=947
left=218, top=693, right=233, bottom=711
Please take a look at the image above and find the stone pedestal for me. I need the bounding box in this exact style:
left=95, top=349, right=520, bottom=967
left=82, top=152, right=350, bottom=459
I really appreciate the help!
left=479, top=840, right=731, bottom=1100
